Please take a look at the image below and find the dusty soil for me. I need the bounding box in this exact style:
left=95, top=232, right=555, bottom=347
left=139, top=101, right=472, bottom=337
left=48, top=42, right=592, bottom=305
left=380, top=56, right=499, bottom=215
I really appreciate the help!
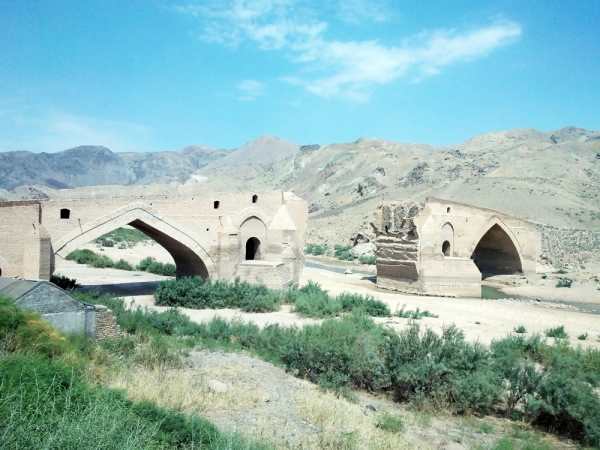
left=57, top=241, right=600, bottom=348
left=109, top=349, right=574, bottom=450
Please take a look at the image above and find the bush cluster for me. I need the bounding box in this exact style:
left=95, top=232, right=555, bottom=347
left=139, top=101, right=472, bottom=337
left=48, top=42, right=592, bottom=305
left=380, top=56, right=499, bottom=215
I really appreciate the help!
left=137, top=256, right=176, bottom=276
left=395, top=306, right=438, bottom=319
left=66, top=250, right=176, bottom=276
left=76, top=293, right=600, bottom=447
left=333, top=244, right=353, bottom=261
left=50, top=274, right=79, bottom=290
left=154, top=278, right=391, bottom=318
left=95, top=227, right=150, bottom=248
left=155, top=277, right=282, bottom=313
left=305, top=242, right=376, bottom=265
left=287, top=281, right=390, bottom=318
left=555, top=277, right=573, bottom=288
left=304, top=243, right=328, bottom=255
left=358, top=254, right=376, bottom=265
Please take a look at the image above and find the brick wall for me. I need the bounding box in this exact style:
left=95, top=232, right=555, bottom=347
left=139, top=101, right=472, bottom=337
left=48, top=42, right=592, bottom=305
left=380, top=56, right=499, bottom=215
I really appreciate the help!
left=93, top=305, right=122, bottom=340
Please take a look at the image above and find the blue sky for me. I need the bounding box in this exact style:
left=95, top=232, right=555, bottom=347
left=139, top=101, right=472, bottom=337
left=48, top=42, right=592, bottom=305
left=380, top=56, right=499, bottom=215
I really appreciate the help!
left=1, top=0, right=599, bottom=152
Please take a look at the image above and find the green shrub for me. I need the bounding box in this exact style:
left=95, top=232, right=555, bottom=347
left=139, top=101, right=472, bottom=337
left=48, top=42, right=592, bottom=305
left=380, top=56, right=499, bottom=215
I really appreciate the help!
left=137, top=257, right=176, bottom=276
left=358, top=255, right=376, bottom=265
left=334, top=244, right=354, bottom=261
left=290, top=282, right=390, bottom=318
left=395, top=306, right=438, bottom=319
left=385, top=324, right=500, bottom=414
left=113, top=259, right=134, bottom=271
left=67, top=250, right=175, bottom=276
left=281, top=312, right=393, bottom=391
left=50, top=274, right=79, bottom=290
left=66, top=249, right=99, bottom=265
left=545, top=326, right=568, bottom=339
left=556, top=277, right=573, bottom=288
left=293, top=282, right=342, bottom=317
left=304, top=243, right=328, bottom=256
left=155, top=277, right=282, bottom=313
left=375, top=413, right=405, bottom=433
left=97, top=227, right=150, bottom=245
left=513, top=325, right=527, bottom=334
left=577, top=333, right=588, bottom=341
left=337, top=292, right=390, bottom=317
left=91, top=254, right=114, bottom=268
left=97, top=237, right=115, bottom=247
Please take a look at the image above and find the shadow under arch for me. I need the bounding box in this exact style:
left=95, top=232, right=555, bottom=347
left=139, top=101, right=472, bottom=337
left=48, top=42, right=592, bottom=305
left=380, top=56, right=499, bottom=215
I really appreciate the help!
left=0, top=255, right=7, bottom=276
left=54, top=205, right=215, bottom=279
left=470, top=220, right=523, bottom=278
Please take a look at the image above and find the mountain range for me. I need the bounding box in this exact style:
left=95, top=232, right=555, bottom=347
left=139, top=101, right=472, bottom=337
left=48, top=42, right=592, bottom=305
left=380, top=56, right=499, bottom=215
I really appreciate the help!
left=1, top=128, right=599, bottom=243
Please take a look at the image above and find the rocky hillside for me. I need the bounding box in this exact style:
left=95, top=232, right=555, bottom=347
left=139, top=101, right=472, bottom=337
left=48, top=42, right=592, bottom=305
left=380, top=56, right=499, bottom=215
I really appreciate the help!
left=1, top=128, right=599, bottom=247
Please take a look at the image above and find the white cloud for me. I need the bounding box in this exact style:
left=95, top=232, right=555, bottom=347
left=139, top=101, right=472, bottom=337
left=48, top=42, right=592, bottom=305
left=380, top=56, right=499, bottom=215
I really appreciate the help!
left=237, top=79, right=265, bottom=101
left=177, top=1, right=522, bottom=101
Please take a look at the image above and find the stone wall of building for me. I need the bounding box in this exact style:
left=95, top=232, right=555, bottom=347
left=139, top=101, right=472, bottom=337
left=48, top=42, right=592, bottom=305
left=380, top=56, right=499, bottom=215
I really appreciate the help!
left=373, top=198, right=540, bottom=298
left=0, top=188, right=308, bottom=289
left=93, top=305, right=122, bottom=340
left=0, top=201, right=42, bottom=278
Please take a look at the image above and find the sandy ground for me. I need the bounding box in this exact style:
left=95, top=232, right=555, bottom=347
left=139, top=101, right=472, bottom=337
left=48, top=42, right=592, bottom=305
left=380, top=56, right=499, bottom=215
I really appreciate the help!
left=56, top=245, right=600, bottom=349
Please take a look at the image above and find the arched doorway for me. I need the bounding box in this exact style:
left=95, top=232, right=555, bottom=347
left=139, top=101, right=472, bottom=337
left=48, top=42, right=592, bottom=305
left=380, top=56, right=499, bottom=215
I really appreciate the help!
left=245, top=237, right=261, bottom=260
left=471, top=224, right=523, bottom=278
left=441, top=222, right=454, bottom=257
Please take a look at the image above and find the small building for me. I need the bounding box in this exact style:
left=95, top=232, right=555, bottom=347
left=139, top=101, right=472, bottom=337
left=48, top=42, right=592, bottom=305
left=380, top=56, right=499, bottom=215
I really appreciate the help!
left=372, top=198, right=540, bottom=298
left=0, top=277, right=120, bottom=339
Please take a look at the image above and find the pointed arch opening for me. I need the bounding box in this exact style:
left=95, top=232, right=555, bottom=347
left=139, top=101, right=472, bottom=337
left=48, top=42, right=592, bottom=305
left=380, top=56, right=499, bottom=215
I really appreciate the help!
left=471, top=224, right=523, bottom=278
left=245, top=237, right=261, bottom=260
left=54, top=208, right=213, bottom=281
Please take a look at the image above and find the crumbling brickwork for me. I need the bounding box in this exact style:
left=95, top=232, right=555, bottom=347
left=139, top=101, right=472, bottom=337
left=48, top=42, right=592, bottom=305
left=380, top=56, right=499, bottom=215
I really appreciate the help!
left=373, top=202, right=422, bottom=290
left=94, top=305, right=122, bottom=340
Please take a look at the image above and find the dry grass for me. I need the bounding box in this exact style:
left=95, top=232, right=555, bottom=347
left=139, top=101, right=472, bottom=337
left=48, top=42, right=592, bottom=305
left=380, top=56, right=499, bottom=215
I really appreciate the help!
left=108, top=367, right=264, bottom=415
left=295, top=392, right=411, bottom=450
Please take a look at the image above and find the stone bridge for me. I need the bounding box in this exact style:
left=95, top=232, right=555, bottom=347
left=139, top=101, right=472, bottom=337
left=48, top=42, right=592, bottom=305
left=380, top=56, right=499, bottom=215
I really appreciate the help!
left=0, top=189, right=307, bottom=289
left=373, top=197, right=541, bottom=297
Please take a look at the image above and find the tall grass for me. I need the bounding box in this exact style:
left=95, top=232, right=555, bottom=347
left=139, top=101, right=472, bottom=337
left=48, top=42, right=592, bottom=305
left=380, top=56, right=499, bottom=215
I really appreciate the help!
left=0, top=296, right=271, bottom=450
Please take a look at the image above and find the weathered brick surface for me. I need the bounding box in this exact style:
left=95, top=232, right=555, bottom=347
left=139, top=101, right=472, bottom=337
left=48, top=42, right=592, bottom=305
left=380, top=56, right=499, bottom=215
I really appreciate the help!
left=94, top=305, right=122, bottom=340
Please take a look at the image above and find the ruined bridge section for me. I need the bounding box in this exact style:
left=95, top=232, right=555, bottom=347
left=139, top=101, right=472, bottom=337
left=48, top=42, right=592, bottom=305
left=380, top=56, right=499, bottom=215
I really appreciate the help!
left=0, top=189, right=307, bottom=290
left=372, top=198, right=540, bottom=298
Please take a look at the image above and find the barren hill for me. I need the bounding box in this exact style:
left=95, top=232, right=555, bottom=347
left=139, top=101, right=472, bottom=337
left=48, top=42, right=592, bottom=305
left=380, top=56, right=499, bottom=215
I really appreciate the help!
left=1, top=127, right=599, bottom=246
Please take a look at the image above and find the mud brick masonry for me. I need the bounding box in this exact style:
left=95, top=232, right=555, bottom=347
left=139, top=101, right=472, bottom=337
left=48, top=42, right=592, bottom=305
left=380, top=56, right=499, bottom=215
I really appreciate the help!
left=372, top=198, right=541, bottom=297
left=0, top=187, right=308, bottom=290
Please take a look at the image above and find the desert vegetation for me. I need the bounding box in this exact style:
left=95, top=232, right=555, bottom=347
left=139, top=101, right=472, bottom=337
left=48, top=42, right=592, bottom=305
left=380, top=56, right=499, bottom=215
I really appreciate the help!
left=305, top=242, right=377, bottom=265
left=66, top=249, right=176, bottom=276
left=50, top=274, right=79, bottom=290
left=77, top=292, right=600, bottom=448
left=95, top=227, right=150, bottom=248
left=154, top=278, right=390, bottom=318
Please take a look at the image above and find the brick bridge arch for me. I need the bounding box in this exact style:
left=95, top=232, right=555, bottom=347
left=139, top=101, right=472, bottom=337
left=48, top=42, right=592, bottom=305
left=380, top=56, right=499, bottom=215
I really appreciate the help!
left=53, top=203, right=215, bottom=278
left=468, top=216, right=524, bottom=278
